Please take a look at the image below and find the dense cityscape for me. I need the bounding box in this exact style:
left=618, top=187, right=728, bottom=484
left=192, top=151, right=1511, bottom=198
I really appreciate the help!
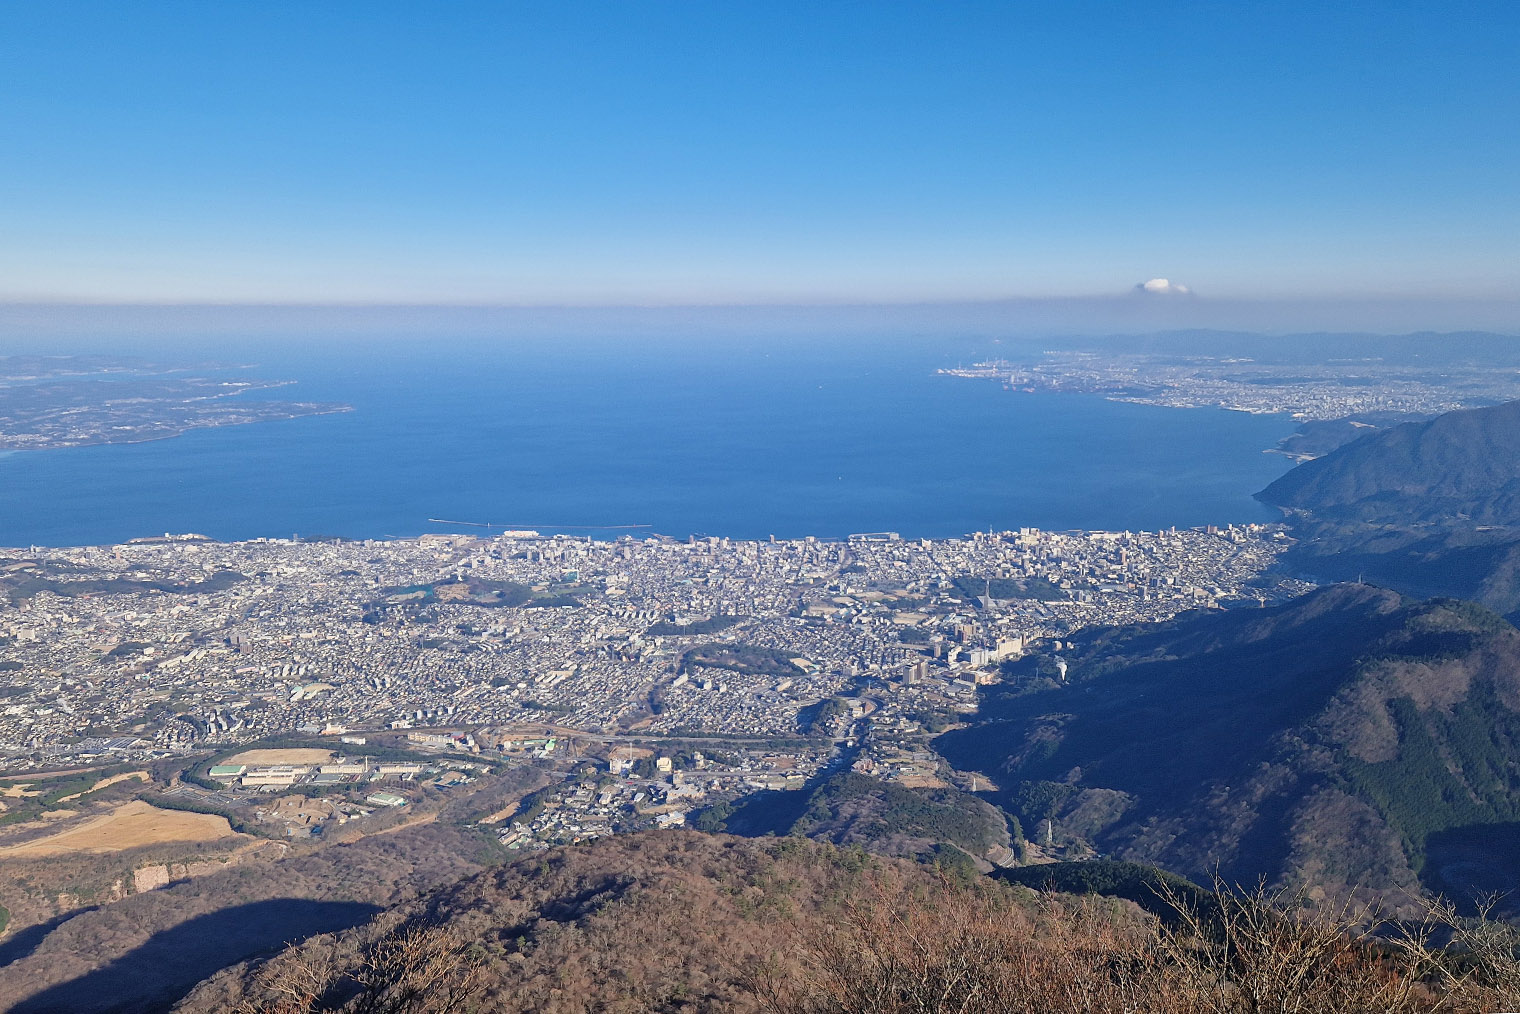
left=0, top=524, right=1309, bottom=848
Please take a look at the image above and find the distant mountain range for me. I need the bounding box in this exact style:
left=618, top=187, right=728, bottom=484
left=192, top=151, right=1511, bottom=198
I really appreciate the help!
left=937, top=584, right=1520, bottom=908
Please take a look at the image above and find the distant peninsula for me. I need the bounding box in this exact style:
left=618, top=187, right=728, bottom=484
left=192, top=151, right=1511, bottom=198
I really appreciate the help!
left=939, top=330, right=1520, bottom=423
left=0, top=355, right=351, bottom=450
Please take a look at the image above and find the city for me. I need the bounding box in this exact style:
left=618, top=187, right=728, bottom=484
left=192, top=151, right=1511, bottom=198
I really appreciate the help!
left=940, top=351, right=1520, bottom=420
left=0, top=524, right=1310, bottom=849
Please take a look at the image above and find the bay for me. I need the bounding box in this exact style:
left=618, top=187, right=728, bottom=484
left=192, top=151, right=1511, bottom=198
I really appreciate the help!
left=0, top=336, right=1297, bottom=546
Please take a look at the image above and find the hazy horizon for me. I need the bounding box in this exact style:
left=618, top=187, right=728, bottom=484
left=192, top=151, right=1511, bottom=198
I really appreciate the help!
left=4, top=295, right=1520, bottom=348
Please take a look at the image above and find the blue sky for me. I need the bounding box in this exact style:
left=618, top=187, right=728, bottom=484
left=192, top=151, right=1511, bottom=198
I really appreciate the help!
left=1, top=2, right=1517, bottom=306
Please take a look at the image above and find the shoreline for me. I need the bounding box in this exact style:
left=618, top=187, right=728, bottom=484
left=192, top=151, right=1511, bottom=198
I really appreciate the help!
left=0, top=403, right=354, bottom=453
left=0, top=519, right=1291, bottom=554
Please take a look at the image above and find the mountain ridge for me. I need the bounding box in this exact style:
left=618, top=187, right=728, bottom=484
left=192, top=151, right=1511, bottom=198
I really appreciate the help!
left=1259, top=398, right=1520, bottom=527
left=1257, top=398, right=1520, bottom=619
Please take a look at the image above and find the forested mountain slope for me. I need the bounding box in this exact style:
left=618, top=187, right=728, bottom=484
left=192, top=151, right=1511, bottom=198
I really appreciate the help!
left=1258, top=400, right=1520, bottom=618
left=170, top=830, right=1499, bottom=1014
left=1259, top=399, right=1520, bottom=526
left=937, top=584, right=1520, bottom=905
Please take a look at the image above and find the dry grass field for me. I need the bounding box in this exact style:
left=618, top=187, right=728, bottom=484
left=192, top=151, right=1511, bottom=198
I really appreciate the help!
left=0, top=800, right=242, bottom=856
left=224, top=748, right=335, bottom=766
left=56, top=770, right=148, bottom=802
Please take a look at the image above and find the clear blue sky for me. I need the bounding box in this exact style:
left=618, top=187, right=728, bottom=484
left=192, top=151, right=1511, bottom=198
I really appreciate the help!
left=1, top=2, right=1516, bottom=305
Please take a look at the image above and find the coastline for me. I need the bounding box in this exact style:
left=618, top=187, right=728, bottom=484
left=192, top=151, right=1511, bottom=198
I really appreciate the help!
left=0, top=403, right=354, bottom=453
left=0, top=350, right=1297, bottom=548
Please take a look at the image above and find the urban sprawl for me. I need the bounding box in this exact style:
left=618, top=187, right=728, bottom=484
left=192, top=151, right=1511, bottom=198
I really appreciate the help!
left=939, top=353, right=1520, bottom=419
left=0, top=526, right=1310, bottom=848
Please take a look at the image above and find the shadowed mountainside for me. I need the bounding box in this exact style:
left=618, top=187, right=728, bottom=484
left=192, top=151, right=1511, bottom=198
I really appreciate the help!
left=11, top=900, right=382, bottom=1014
left=0, top=823, right=494, bottom=1014
left=937, top=584, right=1520, bottom=906
left=1258, top=400, right=1520, bottom=618
left=1274, top=523, right=1520, bottom=623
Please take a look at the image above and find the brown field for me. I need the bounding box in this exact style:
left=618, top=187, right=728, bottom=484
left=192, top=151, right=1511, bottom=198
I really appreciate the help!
left=369, top=812, right=437, bottom=836
left=0, top=800, right=242, bottom=856
left=225, top=748, right=334, bottom=766
left=56, top=770, right=148, bottom=802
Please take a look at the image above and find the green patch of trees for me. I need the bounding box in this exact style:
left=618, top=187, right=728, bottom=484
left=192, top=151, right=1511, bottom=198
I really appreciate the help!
left=793, top=772, right=1003, bottom=855
left=680, top=642, right=801, bottom=679
left=1339, top=690, right=1520, bottom=870
left=106, top=641, right=151, bottom=658
left=647, top=615, right=742, bottom=636
left=928, top=842, right=982, bottom=885
left=692, top=800, right=735, bottom=831
left=906, top=707, right=963, bottom=734
left=998, top=859, right=1210, bottom=925
left=512, top=786, right=557, bottom=824
left=1006, top=780, right=1077, bottom=830
left=523, top=594, right=582, bottom=608
left=952, top=575, right=1069, bottom=603
left=798, top=696, right=852, bottom=735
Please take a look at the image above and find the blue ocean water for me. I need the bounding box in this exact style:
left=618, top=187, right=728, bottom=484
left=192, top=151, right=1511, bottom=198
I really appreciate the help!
left=0, top=337, right=1298, bottom=546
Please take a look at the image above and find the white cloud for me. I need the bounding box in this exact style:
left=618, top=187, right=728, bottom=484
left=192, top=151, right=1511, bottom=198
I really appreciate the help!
left=1136, top=278, right=1192, bottom=295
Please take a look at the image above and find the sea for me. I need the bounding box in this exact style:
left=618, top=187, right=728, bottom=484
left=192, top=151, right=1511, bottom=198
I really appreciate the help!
left=0, top=335, right=1299, bottom=547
